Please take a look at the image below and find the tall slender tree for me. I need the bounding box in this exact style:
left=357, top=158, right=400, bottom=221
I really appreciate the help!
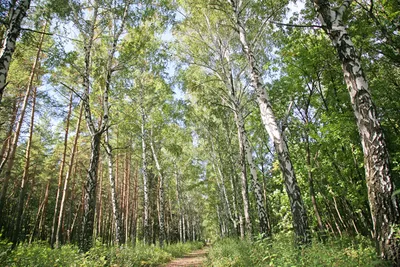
left=0, top=0, right=31, bottom=103
left=12, top=84, right=37, bottom=247
left=0, top=21, right=46, bottom=226
left=227, top=0, right=310, bottom=244
left=313, top=0, right=399, bottom=261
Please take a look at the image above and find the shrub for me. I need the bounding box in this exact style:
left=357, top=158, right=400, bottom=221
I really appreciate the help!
left=1, top=242, right=83, bottom=267
left=205, top=238, right=253, bottom=267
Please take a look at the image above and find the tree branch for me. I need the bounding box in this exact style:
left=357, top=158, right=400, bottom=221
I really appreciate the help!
left=60, top=82, right=83, bottom=101
left=271, top=21, right=323, bottom=29
left=20, top=27, right=54, bottom=35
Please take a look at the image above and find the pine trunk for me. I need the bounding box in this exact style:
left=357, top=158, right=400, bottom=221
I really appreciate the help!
left=55, top=103, right=83, bottom=247
left=29, top=181, right=48, bottom=243
left=0, top=22, right=45, bottom=225
left=131, top=164, right=138, bottom=246
left=124, top=153, right=130, bottom=243
left=12, top=85, right=37, bottom=247
left=51, top=91, right=73, bottom=247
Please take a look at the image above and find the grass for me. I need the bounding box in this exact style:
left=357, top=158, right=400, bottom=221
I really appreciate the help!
left=205, top=234, right=390, bottom=267
left=0, top=239, right=204, bottom=267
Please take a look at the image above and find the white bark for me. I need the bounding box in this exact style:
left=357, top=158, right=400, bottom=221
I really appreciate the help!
left=0, top=0, right=31, bottom=103
left=150, top=132, right=165, bottom=248
left=105, top=130, right=124, bottom=245
left=229, top=0, right=309, bottom=244
left=314, top=0, right=399, bottom=261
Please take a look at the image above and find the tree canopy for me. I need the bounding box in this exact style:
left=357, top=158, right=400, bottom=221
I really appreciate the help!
left=0, top=0, right=399, bottom=265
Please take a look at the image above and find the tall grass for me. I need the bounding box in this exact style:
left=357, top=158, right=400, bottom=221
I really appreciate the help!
left=206, top=234, right=389, bottom=267
left=0, top=240, right=203, bottom=266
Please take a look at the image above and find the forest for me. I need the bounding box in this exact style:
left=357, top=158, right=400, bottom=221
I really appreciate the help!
left=0, top=0, right=399, bottom=266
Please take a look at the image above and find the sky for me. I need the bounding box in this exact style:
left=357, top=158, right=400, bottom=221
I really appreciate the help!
left=49, top=1, right=307, bottom=104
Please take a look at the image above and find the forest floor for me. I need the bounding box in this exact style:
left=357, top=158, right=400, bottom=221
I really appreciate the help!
left=163, top=246, right=209, bottom=267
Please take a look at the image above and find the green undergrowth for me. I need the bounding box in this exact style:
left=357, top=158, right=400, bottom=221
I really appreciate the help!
left=0, top=239, right=203, bottom=266
left=205, top=234, right=390, bottom=266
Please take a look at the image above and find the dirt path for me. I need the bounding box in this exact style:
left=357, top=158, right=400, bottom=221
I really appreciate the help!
left=163, top=247, right=209, bottom=267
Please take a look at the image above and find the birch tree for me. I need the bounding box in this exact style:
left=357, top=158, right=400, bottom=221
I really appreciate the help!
left=313, top=0, right=399, bottom=261
left=0, top=0, right=31, bottom=103
left=226, top=0, right=310, bottom=244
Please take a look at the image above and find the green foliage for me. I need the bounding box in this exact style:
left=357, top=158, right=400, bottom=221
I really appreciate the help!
left=1, top=242, right=83, bottom=267
left=205, top=238, right=253, bottom=267
left=84, top=243, right=172, bottom=267
left=206, top=236, right=389, bottom=267
left=0, top=241, right=203, bottom=266
left=163, top=241, right=203, bottom=258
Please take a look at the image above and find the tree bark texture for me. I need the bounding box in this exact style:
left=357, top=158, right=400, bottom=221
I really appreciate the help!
left=313, top=0, right=399, bottom=262
left=150, top=134, right=165, bottom=248
left=0, top=0, right=31, bottom=103
left=0, top=99, right=17, bottom=174
left=234, top=109, right=270, bottom=236
left=141, top=106, right=150, bottom=244
left=229, top=0, right=310, bottom=244
left=105, top=130, right=124, bottom=245
left=80, top=133, right=101, bottom=252
left=237, top=134, right=253, bottom=238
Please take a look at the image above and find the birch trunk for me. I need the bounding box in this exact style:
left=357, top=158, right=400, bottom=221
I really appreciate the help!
left=175, top=169, right=184, bottom=242
left=96, top=163, right=103, bottom=239
left=209, top=137, right=237, bottom=231
left=229, top=0, right=309, bottom=244
left=238, top=135, right=252, bottom=238
left=140, top=105, right=150, bottom=244
left=81, top=132, right=101, bottom=252
left=78, top=0, right=120, bottom=251
left=313, top=0, right=399, bottom=261
left=104, top=130, right=124, bottom=245
left=0, top=0, right=31, bottom=103
left=78, top=1, right=100, bottom=251
left=0, top=99, right=17, bottom=174
left=234, top=109, right=270, bottom=236
left=150, top=133, right=165, bottom=248
left=215, top=162, right=236, bottom=229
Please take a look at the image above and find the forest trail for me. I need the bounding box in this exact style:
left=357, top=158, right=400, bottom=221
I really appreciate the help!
left=163, top=246, right=209, bottom=267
